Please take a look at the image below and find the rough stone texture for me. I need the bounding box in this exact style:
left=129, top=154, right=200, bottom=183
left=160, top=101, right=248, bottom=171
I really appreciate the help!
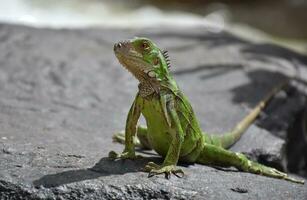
left=0, top=24, right=306, bottom=199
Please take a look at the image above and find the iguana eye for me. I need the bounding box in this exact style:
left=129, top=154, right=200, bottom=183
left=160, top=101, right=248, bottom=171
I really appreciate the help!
left=141, top=42, right=149, bottom=50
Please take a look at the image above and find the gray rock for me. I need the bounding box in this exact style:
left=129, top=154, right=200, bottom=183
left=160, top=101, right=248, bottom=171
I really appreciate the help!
left=0, top=24, right=306, bottom=199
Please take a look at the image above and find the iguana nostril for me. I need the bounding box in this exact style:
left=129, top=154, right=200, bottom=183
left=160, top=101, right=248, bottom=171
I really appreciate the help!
left=114, top=42, right=123, bottom=51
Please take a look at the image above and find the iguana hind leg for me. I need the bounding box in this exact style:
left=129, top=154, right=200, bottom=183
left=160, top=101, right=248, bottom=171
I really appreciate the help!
left=112, top=125, right=152, bottom=149
left=197, top=143, right=304, bottom=184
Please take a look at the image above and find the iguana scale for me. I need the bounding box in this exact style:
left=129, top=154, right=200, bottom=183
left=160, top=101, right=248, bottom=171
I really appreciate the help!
left=108, top=37, right=304, bottom=184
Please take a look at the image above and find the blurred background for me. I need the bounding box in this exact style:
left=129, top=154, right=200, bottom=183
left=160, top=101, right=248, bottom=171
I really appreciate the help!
left=0, top=0, right=306, bottom=54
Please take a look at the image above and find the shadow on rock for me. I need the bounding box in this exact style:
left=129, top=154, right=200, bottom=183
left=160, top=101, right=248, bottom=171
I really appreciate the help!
left=33, top=156, right=160, bottom=188
left=230, top=69, right=305, bottom=138
left=241, top=42, right=307, bottom=86
left=173, top=64, right=243, bottom=78
left=144, top=31, right=249, bottom=49
left=286, top=107, right=307, bottom=178
left=241, top=43, right=307, bottom=67
left=230, top=70, right=288, bottom=107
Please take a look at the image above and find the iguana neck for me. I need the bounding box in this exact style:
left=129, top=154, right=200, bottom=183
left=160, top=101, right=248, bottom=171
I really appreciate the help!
left=135, top=47, right=179, bottom=98
left=138, top=75, right=179, bottom=98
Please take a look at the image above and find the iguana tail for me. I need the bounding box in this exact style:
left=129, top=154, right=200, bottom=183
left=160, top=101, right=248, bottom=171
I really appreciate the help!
left=209, top=80, right=289, bottom=149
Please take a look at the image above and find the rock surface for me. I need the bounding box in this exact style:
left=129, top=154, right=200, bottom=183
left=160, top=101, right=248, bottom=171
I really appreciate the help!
left=0, top=24, right=306, bottom=199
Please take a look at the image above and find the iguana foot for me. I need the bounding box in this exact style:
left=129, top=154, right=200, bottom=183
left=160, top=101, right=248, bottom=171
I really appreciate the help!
left=108, top=150, right=143, bottom=160
left=143, top=162, right=184, bottom=179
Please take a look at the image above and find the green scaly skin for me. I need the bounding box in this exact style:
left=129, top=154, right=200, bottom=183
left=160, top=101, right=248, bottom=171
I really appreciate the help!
left=108, top=38, right=304, bottom=184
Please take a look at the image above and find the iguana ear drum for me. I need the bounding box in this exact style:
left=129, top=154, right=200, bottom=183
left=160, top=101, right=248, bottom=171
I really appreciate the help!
left=147, top=71, right=156, bottom=78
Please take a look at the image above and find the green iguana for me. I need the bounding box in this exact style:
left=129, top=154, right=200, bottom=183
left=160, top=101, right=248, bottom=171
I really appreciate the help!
left=108, top=37, right=304, bottom=184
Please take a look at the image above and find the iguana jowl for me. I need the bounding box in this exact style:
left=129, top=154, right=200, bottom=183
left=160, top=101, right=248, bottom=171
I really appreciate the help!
left=108, top=37, right=304, bottom=184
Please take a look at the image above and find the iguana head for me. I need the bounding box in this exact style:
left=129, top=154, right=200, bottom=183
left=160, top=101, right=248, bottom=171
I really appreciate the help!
left=114, top=37, right=171, bottom=95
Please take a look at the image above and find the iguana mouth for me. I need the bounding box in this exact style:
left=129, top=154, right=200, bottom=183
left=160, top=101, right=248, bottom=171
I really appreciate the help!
left=114, top=41, right=132, bottom=55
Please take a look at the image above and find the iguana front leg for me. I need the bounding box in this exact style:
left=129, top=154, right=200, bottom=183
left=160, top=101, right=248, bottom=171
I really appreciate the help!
left=144, top=97, right=184, bottom=179
left=109, top=94, right=142, bottom=160
left=112, top=125, right=152, bottom=149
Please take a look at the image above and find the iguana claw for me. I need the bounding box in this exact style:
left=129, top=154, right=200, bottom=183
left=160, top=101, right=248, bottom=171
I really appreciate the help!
left=144, top=162, right=184, bottom=179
